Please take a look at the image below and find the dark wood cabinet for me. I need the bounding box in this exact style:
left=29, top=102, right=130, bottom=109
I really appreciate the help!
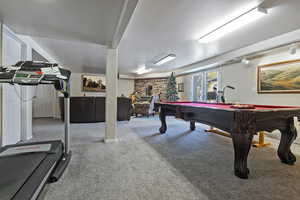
left=60, top=97, right=132, bottom=123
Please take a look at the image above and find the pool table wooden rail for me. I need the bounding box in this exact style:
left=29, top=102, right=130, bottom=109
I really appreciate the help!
left=155, top=102, right=300, bottom=179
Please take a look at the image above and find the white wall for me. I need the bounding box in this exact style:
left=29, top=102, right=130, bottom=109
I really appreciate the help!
left=3, top=33, right=22, bottom=64
left=2, top=84, right=21, bottom=145
left=220, top=50, right=300, bottom=106
left=1, top=28, right=23, bottom=145
left=118, top=79, right=134, bottom=97
left=176, top=48, right=300, bottom=106
left=0, top=26, right=46, bottom=145
left=33, top=85, right=56, bottom=118
left=220, top=49, right=300, bottom=143
left=174, top=48, right=300, bottom=143
left=71, top=72, right=134, bottom=97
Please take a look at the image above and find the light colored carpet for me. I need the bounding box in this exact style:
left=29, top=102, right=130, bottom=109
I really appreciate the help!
left=32, top=116, right=300, bottom=200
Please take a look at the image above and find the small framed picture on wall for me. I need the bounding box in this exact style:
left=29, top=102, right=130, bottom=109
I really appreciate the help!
left=178, top=83, right=184, bottom=92
left=257, top=59, right=300, bottom=93
left=82, top=75, right=106, bottom=92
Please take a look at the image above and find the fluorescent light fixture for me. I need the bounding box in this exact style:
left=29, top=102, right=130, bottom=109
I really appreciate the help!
left=198, top=7, right=267, bottom=43
left=154, top=54, right=176, bottom=65
left=136, top=64, right=151, bottom=75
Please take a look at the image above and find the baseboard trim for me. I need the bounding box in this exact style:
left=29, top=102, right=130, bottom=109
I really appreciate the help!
left=104, top=138, right=119, bottom=143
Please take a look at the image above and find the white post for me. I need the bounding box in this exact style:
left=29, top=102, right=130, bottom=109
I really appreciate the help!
left=105, top=48, right=118, bottom=142
left=20, top=45, right=33, bottom=141
left=64, top=94, right=70, bottom=154
left=0, top=22, right=3, bottom=64
left=0, top=22, right=3, bottom=146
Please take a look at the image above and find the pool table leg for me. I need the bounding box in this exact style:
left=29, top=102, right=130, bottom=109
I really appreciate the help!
left=278, top=118, right=297, bottom=165
left=190, top=120, right=196, bottom=131
left=231, top=132, right=254, bottom=179
left=159, top=108, right=167, bottom=134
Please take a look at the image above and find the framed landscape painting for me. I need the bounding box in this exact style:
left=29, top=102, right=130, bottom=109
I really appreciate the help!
left=257, top=59, right=300, bottom=93
left=82, top=75, right=106, bottom=92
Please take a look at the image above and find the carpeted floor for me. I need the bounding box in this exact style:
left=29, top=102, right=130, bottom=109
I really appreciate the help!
left=32, top=116, right=300, bottom=200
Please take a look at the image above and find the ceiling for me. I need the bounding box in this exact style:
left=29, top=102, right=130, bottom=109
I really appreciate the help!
left=32, top=36, right=107, bottom=73
left=119, top=0, right=300, bottom=74
left=0, top=0, right=132, bottom=45
left=1, top=0, right=300, bottom=75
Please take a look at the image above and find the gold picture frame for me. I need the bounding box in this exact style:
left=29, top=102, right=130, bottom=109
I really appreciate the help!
left=82, top=75, right=106, bottom=92
left=257, top=59, right=300, bottom=93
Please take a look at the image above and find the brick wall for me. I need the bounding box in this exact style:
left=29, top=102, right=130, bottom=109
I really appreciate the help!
left=134, top=78, right=168, bottom=100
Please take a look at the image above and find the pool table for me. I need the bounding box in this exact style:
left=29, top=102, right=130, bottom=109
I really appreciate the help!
left=155, top=101, right=300, bottom=179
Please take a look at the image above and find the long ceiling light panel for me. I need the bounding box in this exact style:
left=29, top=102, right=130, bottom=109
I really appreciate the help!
left=198, top=7, right=267, bottom=43
left=154, top=54, right=176, bottom=65
left=136, top=64, right=151, bottom=74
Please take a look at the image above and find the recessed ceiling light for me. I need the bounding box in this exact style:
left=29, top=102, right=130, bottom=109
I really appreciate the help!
left=241, top=58, right=250, bottom=65
left=198, top=7, right=268, bottom=43
left=289, top=44, right=297, bottom=55
left=154, top=54, right=176, bottom=66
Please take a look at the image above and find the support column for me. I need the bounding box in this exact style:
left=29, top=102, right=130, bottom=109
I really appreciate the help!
left=105, top=48, right=118, bottom=142
left=20, top=45, right=33, bottom=141
left=0, top=22, right=3, bottom=146
left=0, top=22, right=2, bottom=64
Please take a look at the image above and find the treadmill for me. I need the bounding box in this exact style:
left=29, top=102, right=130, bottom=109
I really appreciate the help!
left=0, top=61, right=72, bottom=200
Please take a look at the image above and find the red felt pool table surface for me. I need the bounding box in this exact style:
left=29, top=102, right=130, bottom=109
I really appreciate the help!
left=163, top=102, right=300, bottom=110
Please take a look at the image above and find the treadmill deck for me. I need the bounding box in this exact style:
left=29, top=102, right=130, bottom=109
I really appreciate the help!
left=0, top=140, right=63, bottom=200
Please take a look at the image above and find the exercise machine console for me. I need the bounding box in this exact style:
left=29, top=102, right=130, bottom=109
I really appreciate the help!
left=0, top=61, right=72, bottom=200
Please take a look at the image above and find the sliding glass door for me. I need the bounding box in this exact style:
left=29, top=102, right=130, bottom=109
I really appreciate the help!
left=193, top=70, right=219, bottom=102
left=193, top=73, right=204, bottom=101
left=205, top=71, right=218, bottom=101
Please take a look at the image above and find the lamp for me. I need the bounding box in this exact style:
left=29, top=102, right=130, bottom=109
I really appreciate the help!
left=220, top=85, right=235, bottom=103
